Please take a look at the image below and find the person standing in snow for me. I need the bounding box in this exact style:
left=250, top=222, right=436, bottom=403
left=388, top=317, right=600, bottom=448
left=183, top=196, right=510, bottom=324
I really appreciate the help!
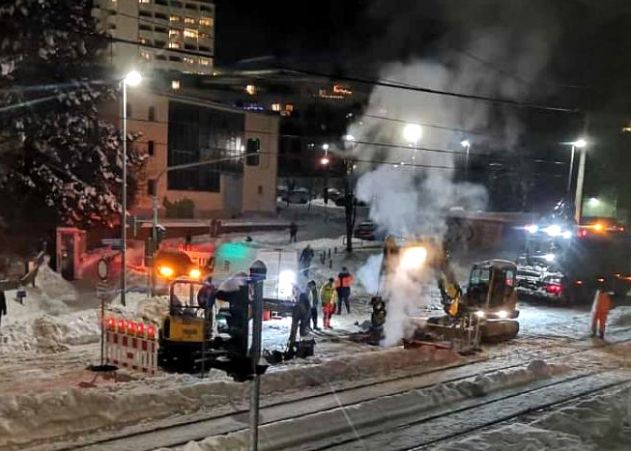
left=320, top=278, right=337, bottom=329
left=591, top=285, right=613, bottom=339
left=197, top=276, right=217, bottom=310
left=335, top=267, right=354, bottom=314
left=299, top=245, right=315, bottom=278
left=289, top=222, right=298, bottom=243
left=288, top=292, right=311, bottom=347
left=0, top=290, right=6, bottom=329
left=306, top=280, right=320, bottom=330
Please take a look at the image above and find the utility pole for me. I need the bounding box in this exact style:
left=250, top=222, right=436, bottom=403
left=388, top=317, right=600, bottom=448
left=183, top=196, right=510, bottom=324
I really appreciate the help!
left=344, top=160, right=356, bottom=253
left=249, top=262, right=266, bottom=451
left=574, top=114, right=590, bottom=224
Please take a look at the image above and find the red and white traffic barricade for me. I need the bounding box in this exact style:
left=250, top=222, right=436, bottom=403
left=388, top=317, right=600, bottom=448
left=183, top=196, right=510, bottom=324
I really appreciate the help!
left=104, top=314, right=159, bottom=375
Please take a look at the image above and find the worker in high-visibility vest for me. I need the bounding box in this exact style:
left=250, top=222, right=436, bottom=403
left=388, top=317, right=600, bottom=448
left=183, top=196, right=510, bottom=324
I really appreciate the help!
left=335, top=267, right=354, bottom=314
left=320, top=278, right=337, bottom=329
left=591, top=286, right=613, bottom=339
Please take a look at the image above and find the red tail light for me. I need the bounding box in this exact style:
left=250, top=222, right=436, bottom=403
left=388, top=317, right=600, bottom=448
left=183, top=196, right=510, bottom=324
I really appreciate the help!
left=546, top=283, right=563, bottom=295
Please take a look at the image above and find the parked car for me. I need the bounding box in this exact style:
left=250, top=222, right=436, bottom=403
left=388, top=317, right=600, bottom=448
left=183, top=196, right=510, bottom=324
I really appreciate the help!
left=353, top=220, right=385, bottom=241
left=334, top=194, right=367, bottom=207
left=283, top=188, right=311, bottom=204
left=323, top=188, right=342, bottom=203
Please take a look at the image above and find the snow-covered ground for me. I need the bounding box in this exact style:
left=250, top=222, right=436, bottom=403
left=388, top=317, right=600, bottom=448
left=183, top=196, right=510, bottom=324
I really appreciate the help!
left=2, top=216, right=631, bottom=450
left=436, top=384, right=631, bottom=451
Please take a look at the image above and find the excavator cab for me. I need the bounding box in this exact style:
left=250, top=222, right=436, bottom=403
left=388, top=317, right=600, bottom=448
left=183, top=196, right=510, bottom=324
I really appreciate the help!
left=463, top=260, right=519, bottom=319
left=158, top=278, right=212, bottom=371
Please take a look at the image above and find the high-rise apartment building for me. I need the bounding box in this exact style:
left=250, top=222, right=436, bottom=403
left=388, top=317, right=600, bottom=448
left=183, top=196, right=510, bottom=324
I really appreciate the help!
left=92, top=0, right=215, bottom=74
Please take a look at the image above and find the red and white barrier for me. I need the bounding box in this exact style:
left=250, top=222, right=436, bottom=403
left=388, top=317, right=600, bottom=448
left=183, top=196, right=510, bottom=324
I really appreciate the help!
left=104, top=314, right=158, bottom=375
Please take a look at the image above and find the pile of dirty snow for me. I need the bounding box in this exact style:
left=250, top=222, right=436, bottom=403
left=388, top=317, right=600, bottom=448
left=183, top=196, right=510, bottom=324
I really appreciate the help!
left=171, top=360, right=569, bottom=451
left=3, top=261, right=78, bottom=323
left=109, top=292, right=169, bottom=325
left=0, top=310, right=99, bottom=353
left=435, top=385, right=631, bottom=451
left=0, top=346, right=457, bottom=448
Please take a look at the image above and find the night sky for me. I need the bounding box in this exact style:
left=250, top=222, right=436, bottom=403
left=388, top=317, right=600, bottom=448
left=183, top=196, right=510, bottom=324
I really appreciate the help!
left=213, top=0, right=631, bottom=110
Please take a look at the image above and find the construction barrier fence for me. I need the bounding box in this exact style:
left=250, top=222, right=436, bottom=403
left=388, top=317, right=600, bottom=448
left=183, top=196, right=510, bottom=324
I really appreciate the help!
left=104, top=314, right=159, bottom=375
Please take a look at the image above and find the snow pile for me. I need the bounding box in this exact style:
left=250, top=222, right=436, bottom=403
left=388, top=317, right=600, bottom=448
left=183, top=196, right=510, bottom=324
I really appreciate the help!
left=0, top=347, right=458, bottom=448
left=436, top=385, right=631, bottom=451
left=3, top=262, right=78, bottom=323
left=109, top=292, right=169, bottom=325
left=174, top=360, right=568, bottom=451
left=0, top=310, right=99, bottom=353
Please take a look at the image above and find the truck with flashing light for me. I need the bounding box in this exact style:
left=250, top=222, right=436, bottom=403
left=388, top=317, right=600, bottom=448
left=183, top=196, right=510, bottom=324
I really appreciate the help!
left=516, top=218, right=631, bottom=305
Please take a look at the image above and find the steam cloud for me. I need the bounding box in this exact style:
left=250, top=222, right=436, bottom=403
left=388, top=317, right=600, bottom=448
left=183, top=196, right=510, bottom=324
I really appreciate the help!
left=351, top=6, right=558, bottom=346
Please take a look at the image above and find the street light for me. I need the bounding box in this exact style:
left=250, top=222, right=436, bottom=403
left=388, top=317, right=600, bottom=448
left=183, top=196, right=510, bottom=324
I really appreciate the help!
left=568, top=137, right=588, bottom=223
left=460, top=139, right=471, bottom=181
left=120, top=70, right=142, bottom=307
left=403, top=123, right=422, bottom=171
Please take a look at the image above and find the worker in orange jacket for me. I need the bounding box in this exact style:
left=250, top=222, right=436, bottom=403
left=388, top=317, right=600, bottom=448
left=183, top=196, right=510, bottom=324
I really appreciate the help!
left=591, top=286, right=613, bottom=339
left=335, top=267, right=354, bottom=314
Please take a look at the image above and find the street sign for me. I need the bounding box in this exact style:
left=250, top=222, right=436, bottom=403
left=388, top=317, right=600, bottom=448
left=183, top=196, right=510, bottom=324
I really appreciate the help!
left=97, top=258, right=109, bottom=281
left=96, top=282, right=109, bottom=300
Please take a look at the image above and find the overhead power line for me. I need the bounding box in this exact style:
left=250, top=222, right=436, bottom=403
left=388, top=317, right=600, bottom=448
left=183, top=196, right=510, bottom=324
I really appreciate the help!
left=278, top=68, right=580, bottom=113
left=50, top=23, right=581, bottom=114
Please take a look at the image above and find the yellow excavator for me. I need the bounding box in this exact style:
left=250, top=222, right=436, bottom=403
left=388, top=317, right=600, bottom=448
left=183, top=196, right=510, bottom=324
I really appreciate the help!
left=371, top=236, right=519, bottom=344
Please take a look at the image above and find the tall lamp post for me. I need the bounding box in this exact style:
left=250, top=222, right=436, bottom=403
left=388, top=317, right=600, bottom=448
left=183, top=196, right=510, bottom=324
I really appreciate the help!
left=120, top=70, right=142, bottom=307
left=321, top=144, right=330, bottom=224
left=572, top=138, right=588, bottom=224
left=460, top=139, right=471, bottom=181
left=403, top=123, right=422, bottom=171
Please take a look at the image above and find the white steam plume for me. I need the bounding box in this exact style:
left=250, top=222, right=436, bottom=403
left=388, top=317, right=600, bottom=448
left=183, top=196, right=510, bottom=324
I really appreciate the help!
left=350, top=23, right=556, bottom=346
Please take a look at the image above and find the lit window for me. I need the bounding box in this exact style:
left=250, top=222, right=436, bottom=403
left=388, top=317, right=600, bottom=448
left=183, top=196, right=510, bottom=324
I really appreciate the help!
left=183, top=29, right=198, bottom=39
left=200, top=58, right=211, bottom=66
left=168, top=42, right=180, bottom=49
left=169, top=29, right=180, bottom=37
left=199, top=17, right=213, bottom=27
left=183, top=57, right=196, bottom=65
left=246, top=85, right=256, bottom=95
left=184, top=17, right=195, bottom=24
left=169, top=15, right=180, bottom=22
left=198, top=32, right=210, bottom=39
left=271, top=103, right=281, bottom=112
left=285, top=104, right=294, bottom=112
left=171, top=80, right=181, bottom=90
left=139, top=0, right=151, bottom=4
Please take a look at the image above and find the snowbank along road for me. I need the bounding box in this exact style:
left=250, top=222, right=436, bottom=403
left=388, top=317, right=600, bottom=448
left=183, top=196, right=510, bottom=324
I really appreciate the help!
left=20, top=323, right=631, bottom=451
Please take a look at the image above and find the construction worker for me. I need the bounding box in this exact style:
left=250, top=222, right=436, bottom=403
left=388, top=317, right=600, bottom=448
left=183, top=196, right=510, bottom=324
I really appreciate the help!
left=591, top=285, right=613, bottom=339
left=335, top=267, right=354, bottom=314
left=288, top=292, right=311, bottom=348
left=320, top=278, right=337, bottom=329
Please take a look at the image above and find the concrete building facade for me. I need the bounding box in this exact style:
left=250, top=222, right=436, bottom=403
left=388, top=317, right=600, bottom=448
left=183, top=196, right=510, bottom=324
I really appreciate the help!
left=92, top=0, right=215, bottom=75
left=122, top=90, right=279, bottom=219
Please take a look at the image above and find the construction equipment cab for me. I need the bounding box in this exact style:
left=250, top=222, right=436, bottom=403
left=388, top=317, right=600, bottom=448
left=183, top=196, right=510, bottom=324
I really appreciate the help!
left=464, top=260, right=519, bottom=320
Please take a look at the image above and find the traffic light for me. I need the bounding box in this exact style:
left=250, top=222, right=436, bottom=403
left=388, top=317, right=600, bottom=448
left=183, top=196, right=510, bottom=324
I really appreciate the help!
left=246, top=138, right=260, bottom=166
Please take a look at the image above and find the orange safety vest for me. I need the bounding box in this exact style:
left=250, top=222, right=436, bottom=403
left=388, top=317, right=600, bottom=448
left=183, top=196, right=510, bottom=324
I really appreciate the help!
left=594, top=291, right=612, bottom=315
left=336, top=273, right=353, bottom=288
